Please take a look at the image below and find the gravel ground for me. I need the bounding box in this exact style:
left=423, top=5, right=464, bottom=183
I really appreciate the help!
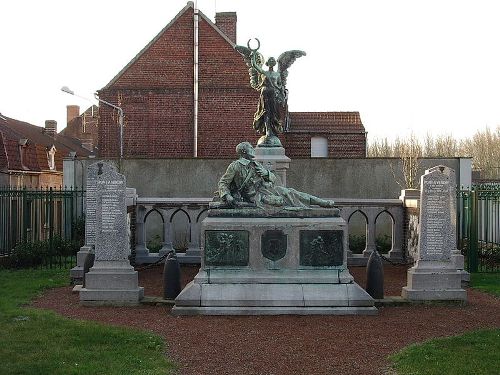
left=32, top=265, right=500, bottom=375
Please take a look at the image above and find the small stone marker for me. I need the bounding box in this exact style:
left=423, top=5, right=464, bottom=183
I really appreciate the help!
left=402, top=166, right=466, bottom=301
left=80, top=164, right=144, bottom=305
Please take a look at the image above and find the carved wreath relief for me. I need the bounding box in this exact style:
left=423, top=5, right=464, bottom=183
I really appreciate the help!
left=300, top=230, right=344, bottom=267
left=204, top=230, right=249, bottom=266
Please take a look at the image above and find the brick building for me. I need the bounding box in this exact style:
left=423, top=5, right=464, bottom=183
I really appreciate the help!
left=97, top=2, right=366, bottom=159
left=0, top=114, right=91, bottom=188
left=59, top=105, right=99, bottom=153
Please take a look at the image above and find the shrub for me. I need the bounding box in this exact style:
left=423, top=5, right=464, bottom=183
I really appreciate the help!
left=348, top=234, right=393, bottom=254
left=147, top=234, right=163, bottom=253
left=376, top=234, right=392, bottom=253
left=9, top=236, right=78, bottom=269
left=349, top=234, right=366, bottom=254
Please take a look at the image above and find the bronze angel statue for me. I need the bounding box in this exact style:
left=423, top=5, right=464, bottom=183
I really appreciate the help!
left=235, top=39, right=306, bottom=147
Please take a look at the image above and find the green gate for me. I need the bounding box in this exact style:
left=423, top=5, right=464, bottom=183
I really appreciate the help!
left=458, top=184, right=500, bottom=272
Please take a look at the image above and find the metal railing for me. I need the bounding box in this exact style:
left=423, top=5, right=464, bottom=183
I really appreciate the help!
left=0, top=186, right=85, bottom=267
left=458, top=184, right=500, bottom=272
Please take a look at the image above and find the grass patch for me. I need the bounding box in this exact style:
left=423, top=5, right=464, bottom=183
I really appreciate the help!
left=0, top=267, right=175, bottom=374
left=470, top=273, right=500, bottom=296
left=390, top=329, right=500, bottom=375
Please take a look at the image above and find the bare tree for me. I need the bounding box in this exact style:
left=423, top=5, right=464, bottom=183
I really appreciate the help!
left=367, top=137, right=392, bottom=157
left=391, top=134, right=423, bottom=189
left=460, top=126, right=500, bottom=179
left=424, top=133, right=459, bottom=157
left=368, top=126, right=500, bottom=182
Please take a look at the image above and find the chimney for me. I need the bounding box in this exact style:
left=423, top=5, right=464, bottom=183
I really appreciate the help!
left=44, top=120, right=57, bottom=138
left=215, top=12, right=237, bottom=43
left=67, top=105, right=80, bottom=125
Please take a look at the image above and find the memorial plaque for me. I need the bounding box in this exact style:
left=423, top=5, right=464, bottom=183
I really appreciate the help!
left=261, top=230, right=287, bottom=261
left=300, top=230, right=343, bottom=267
left=85, top=162, right=117, bottom=247
left=95, top=168, right=128, bottom=261
left=418, top=166, right=455, bottom=261
left=205, top=230, right=249, bottom=266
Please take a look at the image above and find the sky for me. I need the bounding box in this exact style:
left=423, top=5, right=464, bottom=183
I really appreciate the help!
left=1, top=0, right=500, bottom=142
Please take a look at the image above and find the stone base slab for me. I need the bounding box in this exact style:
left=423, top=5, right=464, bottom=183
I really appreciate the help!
left=174, top=280, right=375, bottom=315
left=402, top=266, right=466, bottom=301
left=80, top=288, right=145, bottom=306
left=402, top=287, right=466, bottom=301
left=172, top=305, right=377, bottom=316
left=79, top=261, right=144, bottom=305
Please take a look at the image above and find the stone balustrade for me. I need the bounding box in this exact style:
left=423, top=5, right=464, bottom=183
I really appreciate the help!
left=134, top=197, right=405, bottom=266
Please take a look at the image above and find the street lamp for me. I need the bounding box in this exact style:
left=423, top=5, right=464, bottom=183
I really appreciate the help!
left=61, top=86, right=124, bottom=159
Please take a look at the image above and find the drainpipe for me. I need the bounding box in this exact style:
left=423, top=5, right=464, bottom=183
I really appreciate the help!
left=193, top=1, right=199, bottom=157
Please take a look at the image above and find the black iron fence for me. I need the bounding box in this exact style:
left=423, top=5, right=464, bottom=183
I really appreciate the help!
left=0, top=187, right=85, bottom=268
left=458, top=184, right=500, bottom=272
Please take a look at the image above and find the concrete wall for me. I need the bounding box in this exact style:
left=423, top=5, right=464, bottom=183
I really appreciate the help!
left=66, top=157, right=464, bottom=199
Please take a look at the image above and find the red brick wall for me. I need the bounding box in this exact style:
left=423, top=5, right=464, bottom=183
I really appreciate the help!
left=60, top=106, right=99, bottom=150
left=283, top=132, right=366, bottom=158
left=197, top=15, right=259, bottom=157
left=97, top=5, right=366, bottom=159
left=214, top=12, right=237, bottom=44
left=98, top=9, right=195, bottom=158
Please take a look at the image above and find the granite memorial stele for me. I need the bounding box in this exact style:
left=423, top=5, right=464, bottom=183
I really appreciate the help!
left=79, top=162, right=144, bottom=305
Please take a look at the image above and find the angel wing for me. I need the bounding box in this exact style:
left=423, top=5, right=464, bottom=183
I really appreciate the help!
left=235, top=45, right=264, bottom=90
left=277, top=50, right=306, bottom=87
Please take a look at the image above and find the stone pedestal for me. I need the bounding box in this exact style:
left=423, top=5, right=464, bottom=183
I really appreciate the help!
left=451, top=250, right=469, bottom=284
left=70, top=245, right=93, bottom=285
left=174, top=209, right=376, bottom=315
left=254, top=146, right=291, bottom=186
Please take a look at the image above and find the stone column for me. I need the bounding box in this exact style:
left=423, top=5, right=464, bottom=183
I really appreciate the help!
left=177, top=206, right=203, bottom=263
left=159, top=208, right=173, bottom=256
left=388, top=208, right=404, bottom=261
left=363, top=213, right=377, bottom=256
left=254, top=146, right=291, bottom=187
left=134, top=205, right=149, bottom=264
left=449, top=178, right=469, bottom=283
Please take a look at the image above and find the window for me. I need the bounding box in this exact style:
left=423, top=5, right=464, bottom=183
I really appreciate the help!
left=47, top=146, right=56, bottom=170
left=311, top=137, right=328, bottom=157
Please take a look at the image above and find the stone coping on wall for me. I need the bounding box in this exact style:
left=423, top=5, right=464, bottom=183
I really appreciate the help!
left=136, top=197, right=402, bottom=206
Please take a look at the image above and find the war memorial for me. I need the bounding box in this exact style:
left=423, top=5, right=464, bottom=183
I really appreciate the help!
left=76, top=39, right=466, bottom=311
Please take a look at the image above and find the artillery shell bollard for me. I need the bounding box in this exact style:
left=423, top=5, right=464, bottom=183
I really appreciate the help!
left=366, top=248, right=384, bottom=299
left=163, top=251, right=181, bottom=300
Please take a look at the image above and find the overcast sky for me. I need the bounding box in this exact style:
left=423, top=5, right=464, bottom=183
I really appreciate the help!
left=1, top=0, right=500, bottom=142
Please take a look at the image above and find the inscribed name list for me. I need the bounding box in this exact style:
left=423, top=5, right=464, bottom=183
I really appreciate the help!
left=419, top=171, right=452, bottom=261
left=85, top=162, right=117, bottom=247
left=95, top=170, right=128, bottom=261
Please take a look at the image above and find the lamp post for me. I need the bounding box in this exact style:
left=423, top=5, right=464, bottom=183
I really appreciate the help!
left=61, top=86, right=124, bottom=159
